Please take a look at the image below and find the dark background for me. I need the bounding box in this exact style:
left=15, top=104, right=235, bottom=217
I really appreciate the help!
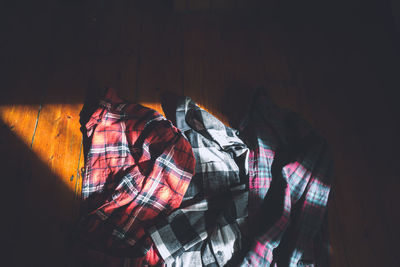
left=1, top=0, right=399, bottom=266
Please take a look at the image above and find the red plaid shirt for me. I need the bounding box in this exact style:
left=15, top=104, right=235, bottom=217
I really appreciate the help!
left=78, top=88, right=195, bottom=259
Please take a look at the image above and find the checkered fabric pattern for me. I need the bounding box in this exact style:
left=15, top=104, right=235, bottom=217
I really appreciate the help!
left=238, top=88, right=333, bottom=266
left=78, top=88, right=196, bottom=260
left=149, top=97, right=250, bottom=266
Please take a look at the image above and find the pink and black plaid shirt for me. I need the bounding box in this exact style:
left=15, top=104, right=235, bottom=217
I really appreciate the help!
left=239, top=88, right=332, bottom=266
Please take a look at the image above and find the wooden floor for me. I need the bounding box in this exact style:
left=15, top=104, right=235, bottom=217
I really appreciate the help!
left=1, top=1, right=399, bottom=266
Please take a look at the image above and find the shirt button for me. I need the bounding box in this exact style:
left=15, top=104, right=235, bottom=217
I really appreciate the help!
left=216, top=251, right=224, bottom=262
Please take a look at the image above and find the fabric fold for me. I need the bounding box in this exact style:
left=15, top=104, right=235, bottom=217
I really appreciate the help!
left=77, top=88, right=332, bottom=267
left=238, top=88, right=333, bottom=267
left=77, top=88, right=196, bottom=262
left=149, top=96, right=250, bottom=266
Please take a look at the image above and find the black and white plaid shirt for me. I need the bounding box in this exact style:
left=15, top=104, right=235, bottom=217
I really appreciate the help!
left=149, top=97, right=250, bottom=266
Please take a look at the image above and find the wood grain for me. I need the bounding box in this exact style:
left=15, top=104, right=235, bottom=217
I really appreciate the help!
left=2, top=1, right=399, bottom=266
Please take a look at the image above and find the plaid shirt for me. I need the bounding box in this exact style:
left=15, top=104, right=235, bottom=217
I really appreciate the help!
left=153, top=90, right=332, bottom=267
left=237, top=89, right=333, bottom=266
left=78, top=88, right=195, bottom=261
left=77, top=88, right=331, bottom=267
left=149, top=97, right=250, bottom=266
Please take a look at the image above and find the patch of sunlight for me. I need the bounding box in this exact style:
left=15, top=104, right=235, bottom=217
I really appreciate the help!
left=0, top=104, right=40, bottom=146
left=139, top=102, right=165, bottom=117
left=0, top=104, right=83, bottom=192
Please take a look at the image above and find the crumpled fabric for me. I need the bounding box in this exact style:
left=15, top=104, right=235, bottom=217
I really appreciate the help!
left=77, top=88, right=195, bottom=264
left=152, top=89, right=332, bottom=267
left=238, top=88, right=332, bottom=266
left=76, top=87, right=332, bottom=267
left=149, top=97, right=249, bottom=266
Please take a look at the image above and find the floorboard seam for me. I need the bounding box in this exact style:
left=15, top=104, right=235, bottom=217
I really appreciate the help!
left=30, top=102, right=43, bottom=149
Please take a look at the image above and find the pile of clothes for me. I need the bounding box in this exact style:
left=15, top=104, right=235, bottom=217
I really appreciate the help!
left=75, top=88, right=332, bottom=267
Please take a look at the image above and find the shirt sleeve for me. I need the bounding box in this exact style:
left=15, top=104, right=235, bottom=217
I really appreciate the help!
left=149, top=185, right=248, bottom=266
